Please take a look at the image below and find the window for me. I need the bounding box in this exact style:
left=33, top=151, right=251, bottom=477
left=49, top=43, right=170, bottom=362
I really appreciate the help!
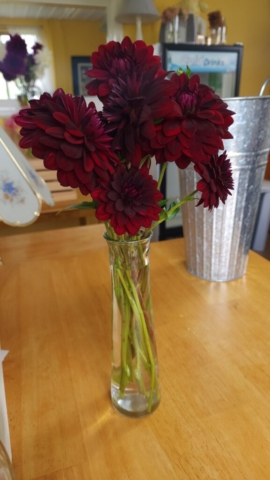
left=0, top=34, right=39, bottom=99
left=0, top=29, right=54, bottom=100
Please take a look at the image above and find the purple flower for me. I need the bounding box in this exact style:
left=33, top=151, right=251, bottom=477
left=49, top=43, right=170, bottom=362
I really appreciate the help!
left=0, top=53, right=26, bottom=81
left=6, top=34, right=27, bottom=57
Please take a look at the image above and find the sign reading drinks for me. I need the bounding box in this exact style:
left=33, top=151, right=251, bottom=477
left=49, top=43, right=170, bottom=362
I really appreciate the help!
left=167, top=51, right=238, bottom=73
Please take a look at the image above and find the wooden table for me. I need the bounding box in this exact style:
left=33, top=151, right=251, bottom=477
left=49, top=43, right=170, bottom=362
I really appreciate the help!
left=1, top=224, right=270, bottom=480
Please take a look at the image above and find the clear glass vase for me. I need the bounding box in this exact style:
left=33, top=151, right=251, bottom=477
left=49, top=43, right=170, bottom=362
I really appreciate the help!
left=105, top=233, right=161, bottom=418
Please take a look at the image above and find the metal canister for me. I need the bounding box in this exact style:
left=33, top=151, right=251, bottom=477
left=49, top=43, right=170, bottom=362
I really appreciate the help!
left=179, top=95, right=270, bottom=281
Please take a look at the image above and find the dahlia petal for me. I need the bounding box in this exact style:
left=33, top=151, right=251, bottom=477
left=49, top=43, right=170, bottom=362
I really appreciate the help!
left=89, top=68, right=110, bottom=80
left=32, top=145, right=46, bottom=159
left=65, top=122, right=84, bottom=137
left=64, top=131, right=84, bottom=145
left=19, top=130, right=43, bottom=148
left=46, top=127, right=65, bottom=138
left=52, top=112, right=70, bottom=124
left=79, top=184, right=91, bottom=196
left=113, top=223, right=126, bottom=235
left=105, top=202, right=116, bottom=214
left=108, top=191, right=119, bottom=201
left=57, top=170, right=74, bottom=188
left=181, top=119, right=197, bottom=137
left=91, top=151, right=109, bottom=170
left=151, top=99, right=180, bottom=118
left=156, top=131, right=173, bottom=146
left=15, top=116, right=36, bottom=128
left=44, top=151, right=57, bottom=170
left=94, top=166, right=110, bottom=181
left=163, top=121, right=181, bottom=137
left=124, top=205, right=136, bottom=218
left=116, top=212, right=126, bottom=227
left=61, top=142, right=83, bottom=159
left=115, top=198, right=124, bottom=212
left=86, top=80, right=99, bottom=96
left=140, top=121, right=156, bottom=139
left=99, top=82, right=112, bottom=97
left=83, top=151, right=94, bottom=173
left=189, top=74, right=200, bottom=90
left=127, top=144, right=142, bottom=167
left=39, top=135, right=62, bottom=150
left=175, top=155, right=191, bottom=169
left=96, top=209, right=111, bottom=221
left=179, top=132, right=191, bottom=148
left=167, top=138, right=181, bottom=155
left=74, top=163, right=95, bottom=184
left=56, top=152, right=74, bottom=171
left=124, top=124, right=135, bottom=153
left=126, top=220, right=140, bottom=236
left=196, top=110, right=215, bottom=120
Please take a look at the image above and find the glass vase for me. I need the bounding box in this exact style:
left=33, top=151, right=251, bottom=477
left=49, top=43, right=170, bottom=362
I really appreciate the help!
left=105, top=233, right=161, bottom=418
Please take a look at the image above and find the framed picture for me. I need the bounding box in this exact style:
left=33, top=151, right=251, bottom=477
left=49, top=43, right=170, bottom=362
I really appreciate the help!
left=71, top=56, right=92, bottom=96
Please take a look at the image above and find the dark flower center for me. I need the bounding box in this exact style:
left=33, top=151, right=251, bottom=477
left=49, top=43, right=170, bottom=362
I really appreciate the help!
left=177, top=91, right=197, bottom=115
left=123, top=183, right=138, bottom=200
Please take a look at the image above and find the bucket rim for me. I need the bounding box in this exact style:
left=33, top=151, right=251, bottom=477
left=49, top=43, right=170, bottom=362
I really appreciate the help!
left=223, top=95, right=270, bottom=102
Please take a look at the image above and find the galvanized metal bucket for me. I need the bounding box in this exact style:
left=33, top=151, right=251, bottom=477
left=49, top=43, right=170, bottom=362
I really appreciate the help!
left=179, top=95, right=270, bottom=281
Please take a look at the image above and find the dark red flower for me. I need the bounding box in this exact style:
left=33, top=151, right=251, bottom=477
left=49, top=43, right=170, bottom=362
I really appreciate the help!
left=152, top=73, right=235, bottom=168
left=103, top=68, right=179, bottom=166
left=15, top=89, right=119, bottom=195
left=195, top=151, right=234, bottom=209
left=86, top=36, right=164, bottom=101
left=92, top=166, right=163, bottom=236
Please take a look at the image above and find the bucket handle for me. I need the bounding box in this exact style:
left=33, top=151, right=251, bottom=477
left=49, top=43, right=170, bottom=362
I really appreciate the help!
left=259, top=76, right=270, bottom=96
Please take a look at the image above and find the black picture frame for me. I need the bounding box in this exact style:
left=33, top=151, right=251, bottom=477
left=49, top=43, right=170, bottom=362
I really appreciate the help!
left=162, top=43, right=243, bottom=97
left=71, top=56, right=92, bottom=96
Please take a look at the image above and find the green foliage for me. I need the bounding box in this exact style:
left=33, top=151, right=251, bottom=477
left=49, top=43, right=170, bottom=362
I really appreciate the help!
left=176, top=65, right=193, bottom=78
left=56, top=201, right=98, bottom=215
left=158, top=199, right=169, bottom=207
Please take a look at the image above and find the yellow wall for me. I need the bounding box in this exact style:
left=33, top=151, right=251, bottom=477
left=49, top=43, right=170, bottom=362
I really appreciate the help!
left=2, top=0, right=269, bottom=98
left=49, top=20, right=106, bottom=93
left=0, top=17, right=106, bottom=94
left=125, top=0, right=270, bottom=96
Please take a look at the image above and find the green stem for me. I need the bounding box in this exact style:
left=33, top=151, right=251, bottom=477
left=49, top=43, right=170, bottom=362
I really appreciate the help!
left=127, top=274, right=155, bottom=412
left=118, top=269, right=148, bottom=395
left=157, top=162, right=167, bottom=190
left=148, top=190, right=198, bottom=233
left=119, top=293, right=132, bottom=396
left=5, top=81, right=10, bottom=99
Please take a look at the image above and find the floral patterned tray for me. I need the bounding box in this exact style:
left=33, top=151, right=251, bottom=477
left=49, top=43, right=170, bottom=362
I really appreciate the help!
left=0, top=127, right=54, bottom=227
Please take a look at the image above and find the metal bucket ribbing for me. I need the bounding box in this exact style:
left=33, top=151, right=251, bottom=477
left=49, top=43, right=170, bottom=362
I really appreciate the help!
left=179, top=96, right=270, bottom=281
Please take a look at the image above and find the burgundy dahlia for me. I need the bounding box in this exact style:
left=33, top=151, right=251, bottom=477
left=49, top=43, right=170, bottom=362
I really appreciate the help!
left=103, top=68, right=180, bottom=166
left=152, top=73, right=235, bottom=169
left=85, top=36, right=164, bottom=101
left=15, top=89, right=119, bottom=195
left=195, top=151, right=234, bottom=209
left=92, top=166, right=163, bottom=236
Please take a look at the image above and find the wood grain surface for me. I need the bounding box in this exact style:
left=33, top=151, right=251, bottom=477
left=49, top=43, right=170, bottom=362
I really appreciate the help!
left=1, top=224, right=270, bottom=480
